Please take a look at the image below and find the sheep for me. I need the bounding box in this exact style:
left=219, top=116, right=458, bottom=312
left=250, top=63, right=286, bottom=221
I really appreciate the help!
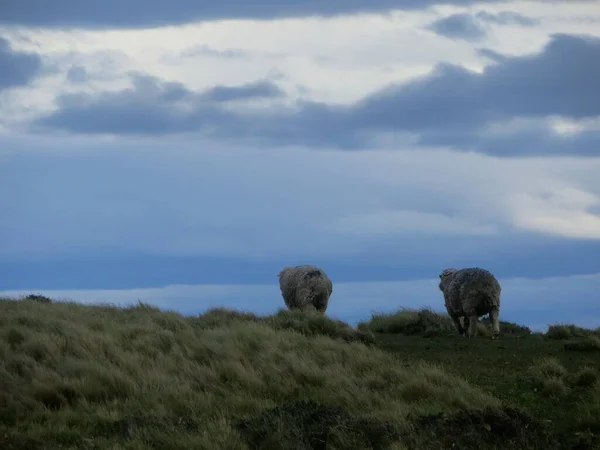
left=278, top=265, right=333, bottom=314
left=438, top=267, right=501, bottom=339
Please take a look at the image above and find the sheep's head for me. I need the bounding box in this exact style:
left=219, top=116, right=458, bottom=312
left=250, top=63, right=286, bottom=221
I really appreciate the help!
left=438, top=268, right=458, bottom=291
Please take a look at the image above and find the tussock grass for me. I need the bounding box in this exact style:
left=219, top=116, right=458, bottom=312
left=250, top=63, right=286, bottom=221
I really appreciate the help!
left=529, top=357, right=568, bottom=380
left=546, top=323, right=600, bottom=340
left=358, top=307, right=531, bottom=338
left=2, top=296, right=599, bottom=449
left=528, top=357, right=569, bottom=399
left=573, top=367, right=598, bottom=388
left=572, top=382, right=600, bottom=448
left=0, top=298, right=499, bottom=449
left=540, top=377, right=568, bottom=399
left=564, top=336, right=600, bottom=352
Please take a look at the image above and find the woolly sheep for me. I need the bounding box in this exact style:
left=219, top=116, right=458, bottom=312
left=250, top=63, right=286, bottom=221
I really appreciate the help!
left=278, top=265, right=333, bottom=314
left=438, top=267, right=501, bottom=339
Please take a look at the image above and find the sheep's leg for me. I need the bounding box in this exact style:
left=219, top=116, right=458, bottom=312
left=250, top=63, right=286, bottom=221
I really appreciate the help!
left=465, top=308, right=478, bottom=338
left=451, top=315, right=466, bottom=336
left=461, top=316, right=469, bottom=336
left=489, top=307, right=500, bottom=340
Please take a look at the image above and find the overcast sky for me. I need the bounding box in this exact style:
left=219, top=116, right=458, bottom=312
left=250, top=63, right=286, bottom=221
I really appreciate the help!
left=1, top=0, right=600, bottom=330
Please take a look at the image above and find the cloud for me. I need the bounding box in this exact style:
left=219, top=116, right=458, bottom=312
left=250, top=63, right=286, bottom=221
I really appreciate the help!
left=2, top=273, right=600, bottom=331
left=0, top=37, right=42, bottom=91
left=0, top=0, right=514, bottom=28
left=36, top=73, right=282, bottom=135
left=179, top=45, right=253, bottom=60
left=198, top=80, right=285, bottom=102
left=475, top=11, right=540, bottom=27
left=346, top=33, right=600, bottom=137
left=66, top=65, right=89, bottom=84
left=32, top=33, right=600, bottom=156
left=426, top=10, right=539, bottom=42
left=427, top=13, right=488, bottom=41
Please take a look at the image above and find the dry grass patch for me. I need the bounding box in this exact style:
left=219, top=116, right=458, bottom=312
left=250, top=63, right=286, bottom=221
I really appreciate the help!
left=0, top=298, right=500, bottom=449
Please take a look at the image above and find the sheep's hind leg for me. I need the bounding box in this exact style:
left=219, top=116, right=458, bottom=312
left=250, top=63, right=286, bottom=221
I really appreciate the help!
left=465, top=309, right=478, bottom=338
left=451, top=315, right=466, bottom=337
left=489, top=307, right=500, bottom=340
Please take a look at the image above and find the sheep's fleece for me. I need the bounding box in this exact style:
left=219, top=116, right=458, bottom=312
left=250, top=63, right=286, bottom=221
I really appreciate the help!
left=438, top=267, right=501, bottom=339
left=278, top=265, right=333, bottom=313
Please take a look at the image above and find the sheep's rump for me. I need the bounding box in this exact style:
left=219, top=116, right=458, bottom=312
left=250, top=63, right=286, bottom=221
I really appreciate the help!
left=278, top=265, right=333, bottom=312
left=441, top=268, right=501, bottom=317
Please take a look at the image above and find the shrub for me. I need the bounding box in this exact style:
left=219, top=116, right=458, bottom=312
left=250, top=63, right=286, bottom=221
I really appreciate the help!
left=23, top=294, right=52, bottom=304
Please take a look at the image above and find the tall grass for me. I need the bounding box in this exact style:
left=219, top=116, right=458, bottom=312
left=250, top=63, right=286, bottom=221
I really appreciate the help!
left=0, top=298, right=500, bottom=449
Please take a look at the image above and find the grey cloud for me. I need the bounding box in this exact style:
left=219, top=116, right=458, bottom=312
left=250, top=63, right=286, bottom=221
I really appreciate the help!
left=34, top=34, right=600, bottom=156
left=66, top=65, right=88, bottom=83
left=0, top=37, right=42, bottom=91
left=427, top=10, right=540, bottom=42
left=180, top=46, right=250, bottom=59
left=475, top=11, right=540, bottom=27
left=0, top=0, right=516, bottom=28
left=427, top=11, right=540, bottom=41
left=477, top=48, right=508, bottom=63
left=418, top=124, right=600, bottom=157
left=198, top=80, right=285, bottom=102
left=427, top=13, right=488, bottom=41
left=36, top=73, right=282, bottom=135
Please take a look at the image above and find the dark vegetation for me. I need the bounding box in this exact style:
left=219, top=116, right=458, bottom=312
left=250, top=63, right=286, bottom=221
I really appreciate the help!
left=1, top=297, right=599, bottom=449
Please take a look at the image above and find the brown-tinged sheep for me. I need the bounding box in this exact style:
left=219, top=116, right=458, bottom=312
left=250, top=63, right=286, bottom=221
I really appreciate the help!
left=278, top=265, right=333, bottom=314
left=438, top=267, right=501, bottom=339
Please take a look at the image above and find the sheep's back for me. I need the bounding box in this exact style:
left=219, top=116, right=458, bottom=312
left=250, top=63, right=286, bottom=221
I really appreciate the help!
left=278, top=265, right=331, bottom=301
left=454, top=268, right=501, bottom=311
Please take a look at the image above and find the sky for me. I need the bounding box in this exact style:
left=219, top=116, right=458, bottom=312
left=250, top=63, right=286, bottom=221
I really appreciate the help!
left=1, top=0, right=600, bottom=330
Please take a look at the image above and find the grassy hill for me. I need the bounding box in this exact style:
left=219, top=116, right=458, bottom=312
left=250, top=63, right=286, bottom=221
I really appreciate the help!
left=1, top=296, right=599, bottom=449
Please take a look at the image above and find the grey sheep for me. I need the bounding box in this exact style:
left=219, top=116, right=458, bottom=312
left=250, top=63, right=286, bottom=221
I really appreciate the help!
left=278, top=265, right=333, bottom=314
left=438, top=267, right=501, bottom=339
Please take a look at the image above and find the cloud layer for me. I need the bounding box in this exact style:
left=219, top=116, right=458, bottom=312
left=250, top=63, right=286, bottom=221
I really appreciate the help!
left=0, top=0, right=517, bottom=28
left=32, top=33, right=600, bottom=156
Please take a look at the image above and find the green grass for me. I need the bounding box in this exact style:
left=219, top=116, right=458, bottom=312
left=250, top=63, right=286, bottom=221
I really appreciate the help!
left=0, top=298, right=599, bottom=449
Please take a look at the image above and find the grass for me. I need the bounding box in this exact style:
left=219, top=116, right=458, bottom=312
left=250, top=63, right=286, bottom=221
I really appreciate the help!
left=357, top=307, right=532, bottom=338
left=0, top=299, right=599, bottom=449
left=564, top=336, right=600, bottom=352
left=546, top=324, right=600, bottom=340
